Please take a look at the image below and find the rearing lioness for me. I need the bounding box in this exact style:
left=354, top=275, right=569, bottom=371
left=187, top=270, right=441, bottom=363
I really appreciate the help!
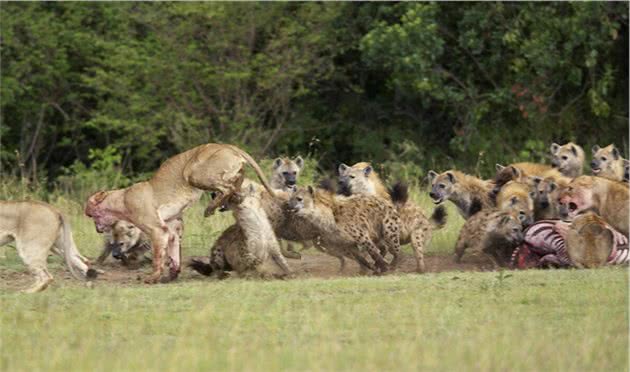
left=85, top=143, right=275, bottom=284
left=0, top=201, right=97, bottom=292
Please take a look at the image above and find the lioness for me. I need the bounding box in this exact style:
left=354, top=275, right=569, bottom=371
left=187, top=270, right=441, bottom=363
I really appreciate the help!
left=84, top=143, right=275, bottom=283
left=0, top=201, right=97, bottom=292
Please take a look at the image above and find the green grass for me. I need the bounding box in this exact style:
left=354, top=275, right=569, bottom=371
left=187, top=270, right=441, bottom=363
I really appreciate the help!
left=1, top=269, right=627, bottom=371
left=1, top=189, right=628, bottom=371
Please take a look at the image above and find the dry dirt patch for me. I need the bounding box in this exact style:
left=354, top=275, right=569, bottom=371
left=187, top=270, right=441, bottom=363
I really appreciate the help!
left=1, top=251, right=488, bottom=291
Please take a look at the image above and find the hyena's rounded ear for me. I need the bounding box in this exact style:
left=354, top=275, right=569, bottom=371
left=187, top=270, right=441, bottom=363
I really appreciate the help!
left=307, top=185, right=314, bottom=195
left=500, top=215, right=511, bottom=225
left=273, top=158, right=284, bottom=169
left=496, top=164, right=505, bottom=172
left=510, top=166, right=520, bottom=177
left=591, top=145, right=600, bottom=154
left=611, top=146, right=620, bottom=160
left=427, top=170, right=438, bottom=182
left=363, top=166, right=372, bottom=177
left=338, top=163, right=349, bottom=175
left=550, top=143, right=560, bottom=154
left=446, top=172, right=456, bottom=183
left=294, top=156, right=304, bottom=169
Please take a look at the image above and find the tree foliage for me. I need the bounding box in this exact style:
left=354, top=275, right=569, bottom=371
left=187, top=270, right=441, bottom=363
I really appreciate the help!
left=1, top=2, right=627, bottom=185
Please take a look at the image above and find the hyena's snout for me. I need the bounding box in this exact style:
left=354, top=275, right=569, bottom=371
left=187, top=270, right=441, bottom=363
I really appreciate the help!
left=111, top=243, right=124, bottom=259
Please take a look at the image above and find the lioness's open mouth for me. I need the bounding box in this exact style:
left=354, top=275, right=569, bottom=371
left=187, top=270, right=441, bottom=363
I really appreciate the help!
left=592, top=168, right=601, bottom=174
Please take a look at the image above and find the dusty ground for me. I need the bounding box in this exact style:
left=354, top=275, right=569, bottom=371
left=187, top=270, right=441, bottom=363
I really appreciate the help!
left=0, top=251, right=489, bottom=292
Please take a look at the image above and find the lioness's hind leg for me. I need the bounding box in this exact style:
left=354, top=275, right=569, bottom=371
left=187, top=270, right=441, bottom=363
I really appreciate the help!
left=22, top=266, right=53, bottom=293
left=15, top=240, right=53, bottom=293
left=203, top=171, right=245, bottom=217
left=184, top=152, right=246, bottom=217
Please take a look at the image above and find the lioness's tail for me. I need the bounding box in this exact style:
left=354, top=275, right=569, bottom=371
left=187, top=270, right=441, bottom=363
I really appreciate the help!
left=430, top=205, right=447, bottom=230
left=57, top=215, right=98, bottom=281
left=229, top=145, right=277, bottom=197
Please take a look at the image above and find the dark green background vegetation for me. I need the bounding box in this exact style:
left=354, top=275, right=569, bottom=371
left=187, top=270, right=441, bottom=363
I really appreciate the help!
left=1, top=2, right=628, bottom=188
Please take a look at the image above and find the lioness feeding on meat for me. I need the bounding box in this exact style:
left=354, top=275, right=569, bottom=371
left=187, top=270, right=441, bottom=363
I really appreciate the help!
left=84, top=143, right=276, bottom=284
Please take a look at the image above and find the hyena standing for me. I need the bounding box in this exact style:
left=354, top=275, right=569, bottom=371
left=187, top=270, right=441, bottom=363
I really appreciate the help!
left=339, top=162, right=446, bottom=273
left=269, top=156, right=313, bottom=259
left=270, top=156, right=304, bottom=191
left=287, top=185, right=402, bottom=273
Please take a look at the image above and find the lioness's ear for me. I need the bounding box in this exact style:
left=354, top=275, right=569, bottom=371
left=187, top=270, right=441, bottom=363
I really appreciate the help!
left=550, top=143, right=560, bottom=154
left=446, top=172, right=456, bottom=183
left=273, top=158, right=283, bottom=169
left=294, top=156, right=304, bottom=169
left=92, top=191, right=108, bottom=204
left=570, top=145, right=578, bottom=157
left=611, top=146, right=620, bottom=160
left=592, top=145, right=600, bottom=154
left=363, top=165, right=372, bottom=177
left=427, top=170, right=438, bottom=182
left=307, top=185, right=314, bottom=195
left=549, top=182, right=557, bottom=191
left=496, top=164, right=505, bottom=172
left=510, top=196, right=518, bottom=206
left=338, top=163, right=349, bottom=175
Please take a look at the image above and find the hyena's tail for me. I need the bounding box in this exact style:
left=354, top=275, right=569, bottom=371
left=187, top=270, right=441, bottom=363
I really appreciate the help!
left=57, top=215, right=98, bottom=281
left=188, top=259, right=214, bottom=276
left=430, top=205, right=447, bottom=230
left=388, top=181, right=409, bottom=207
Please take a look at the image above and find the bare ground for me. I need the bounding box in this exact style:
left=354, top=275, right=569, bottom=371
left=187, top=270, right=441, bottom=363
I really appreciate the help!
left=0, top=251, right=493, bottom=292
